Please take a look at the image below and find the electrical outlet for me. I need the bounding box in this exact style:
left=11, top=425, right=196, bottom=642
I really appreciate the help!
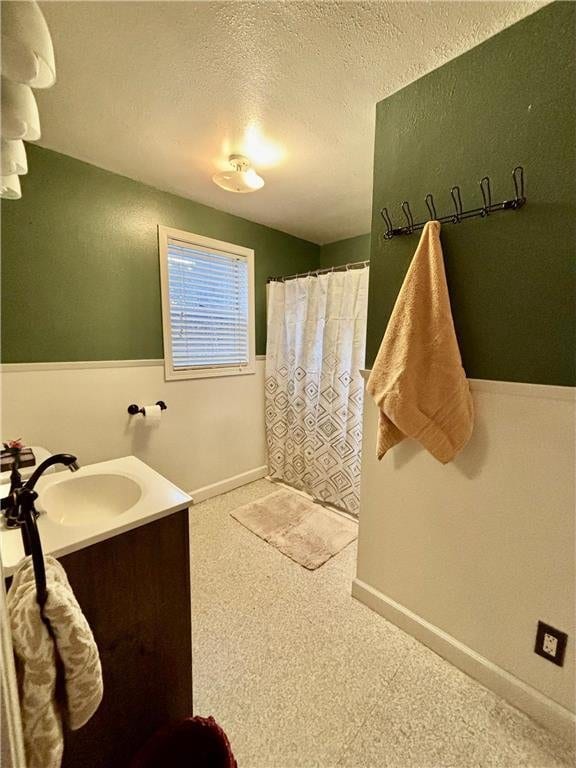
left=534, top=621, right=567, bottom=667
left=542, top=633, right=558, bottom=657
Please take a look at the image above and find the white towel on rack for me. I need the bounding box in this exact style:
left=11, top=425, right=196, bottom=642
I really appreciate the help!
left=8, top=555, right=103, bottom=768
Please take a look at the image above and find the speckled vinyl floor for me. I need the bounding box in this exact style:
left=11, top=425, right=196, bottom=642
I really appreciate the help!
left=189, top=480, right=574, bottom=768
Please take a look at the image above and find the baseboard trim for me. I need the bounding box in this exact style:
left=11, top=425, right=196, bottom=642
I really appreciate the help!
left=352, top=578, right=576, bottom=745
left=189, top=465, right=268, bottom=503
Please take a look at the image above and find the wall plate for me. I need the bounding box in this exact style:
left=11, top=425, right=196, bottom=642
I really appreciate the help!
left=534, top=621, right=568, bottom=667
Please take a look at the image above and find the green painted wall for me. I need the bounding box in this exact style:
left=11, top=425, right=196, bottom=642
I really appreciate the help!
left=367, top=3, right=575, bottom=386
left=319, top=233, right=371, bottom=269
left=1, top=145, right=319, bottom=362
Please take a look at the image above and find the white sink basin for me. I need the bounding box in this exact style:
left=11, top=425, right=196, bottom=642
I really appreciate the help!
left=41, top=473, right=142, bottom=526
left=0, top=456, right=193, bottom=575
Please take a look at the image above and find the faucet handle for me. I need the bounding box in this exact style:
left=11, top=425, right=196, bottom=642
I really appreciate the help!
left=1, top=486, right=38, bottom=527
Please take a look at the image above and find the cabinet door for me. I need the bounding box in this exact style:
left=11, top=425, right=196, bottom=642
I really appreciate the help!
left=61, top=509, right=192, bottom=768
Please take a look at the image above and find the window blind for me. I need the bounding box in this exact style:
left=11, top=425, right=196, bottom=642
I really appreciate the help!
left=167, top=238, right=250, bottom=369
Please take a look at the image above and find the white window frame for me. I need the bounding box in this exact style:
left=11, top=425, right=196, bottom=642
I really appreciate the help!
left=158, top=225, right=256, bottom=381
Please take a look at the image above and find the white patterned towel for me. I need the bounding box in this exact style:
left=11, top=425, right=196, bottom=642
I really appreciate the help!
left=8, top=554, right=103, bottom=768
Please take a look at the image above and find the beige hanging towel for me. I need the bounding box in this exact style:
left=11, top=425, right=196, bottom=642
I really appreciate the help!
left=367, top=220, right=473, bottom=463
left=8, top=554, right=103, bottom=768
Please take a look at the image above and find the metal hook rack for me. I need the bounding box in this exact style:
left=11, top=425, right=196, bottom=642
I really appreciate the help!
left=380, top=166, right=526, bottom=240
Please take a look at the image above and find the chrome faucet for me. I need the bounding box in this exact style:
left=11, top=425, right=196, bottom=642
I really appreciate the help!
left=1, top=452, right=80, bottom=527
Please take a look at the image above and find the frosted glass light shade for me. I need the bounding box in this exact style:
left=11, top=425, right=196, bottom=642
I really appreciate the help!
left=1, top=139, right=27, bottom=175
left=0, top=174, right=22, bottom=199
left=1, top=78, right=40, bottom=140
left=1, top=1, right=56, bottom=88
left=213, top=155, right=265, bottom=193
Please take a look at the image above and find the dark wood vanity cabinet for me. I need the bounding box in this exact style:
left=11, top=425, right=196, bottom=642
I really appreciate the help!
left=60, top=508, right=193, bottom=768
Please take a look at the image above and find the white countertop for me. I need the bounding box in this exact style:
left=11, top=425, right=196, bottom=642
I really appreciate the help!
left=0, top=455, right=192, bottom=576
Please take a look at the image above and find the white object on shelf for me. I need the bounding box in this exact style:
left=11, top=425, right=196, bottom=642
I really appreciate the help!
left=0, top=174, right=21, bottom=200
left=1, top=79, right=41, bottom=141
left=1, top=0, right=56, bottom=88
left=1, top=139, right=27, bottom=176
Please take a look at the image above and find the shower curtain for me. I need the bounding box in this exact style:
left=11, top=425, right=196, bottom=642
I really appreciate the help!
left=265, top=266, right=369, bottom=516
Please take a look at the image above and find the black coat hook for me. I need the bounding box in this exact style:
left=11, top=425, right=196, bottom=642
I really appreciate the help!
left=450, top=185, right=463, bottom=223
left=379, top=165, right=525, bottom=241
left=380, top=207, right=394, bottom=239
left=480, top=176, right=492, bottom=216
left=425, top=193, right=437, bottom=220
left=401, top=201, right=414, bottom=233
left=512, top=166, right=525, bottom=207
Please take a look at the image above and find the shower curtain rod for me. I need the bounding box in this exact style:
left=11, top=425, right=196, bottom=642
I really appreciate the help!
left=267, top=260, right=369, bottom=284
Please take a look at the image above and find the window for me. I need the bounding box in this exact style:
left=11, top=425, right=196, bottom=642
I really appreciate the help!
left=158, top=226, right=255, bottom=380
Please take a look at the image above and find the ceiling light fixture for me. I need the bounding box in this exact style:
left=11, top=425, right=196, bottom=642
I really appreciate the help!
left=212, top=154, right=264, bottom=194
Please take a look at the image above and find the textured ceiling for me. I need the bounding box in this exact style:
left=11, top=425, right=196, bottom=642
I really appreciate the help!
left=35, top=1, right=545, bottom=244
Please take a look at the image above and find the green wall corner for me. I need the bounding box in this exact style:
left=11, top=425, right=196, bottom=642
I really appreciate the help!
left=319, top=234, right=371, bottom=269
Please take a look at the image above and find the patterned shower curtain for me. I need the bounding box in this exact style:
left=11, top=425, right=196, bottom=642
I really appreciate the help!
left=265, top=266, right=369, bottom=516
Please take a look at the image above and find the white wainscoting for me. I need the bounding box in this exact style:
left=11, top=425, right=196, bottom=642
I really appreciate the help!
left=1, top=359, right=268, bottom=500
left=355, top=375, right=575, bottom=741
